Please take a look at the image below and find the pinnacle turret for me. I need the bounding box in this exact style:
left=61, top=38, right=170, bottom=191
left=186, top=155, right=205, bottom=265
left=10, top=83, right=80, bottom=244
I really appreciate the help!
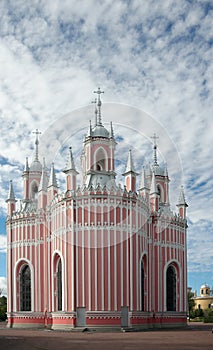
left=177, top=186, right=188, bottom=207
left=6, top=180, right=16, bottom=202
left=38, top=158, right=48, bottom=192
left=150, top=171, right=158, bottom=194
left=48, top=163, right=58, bottom=188
left=109, top=121, right=114, bottom=138
left=123, top=149, right=138, bottom=175
left=24, top=157, right=29, bottom=172
left=139, top=166, right=148, bottom=189
left=63, top=147, right=79, bottom=174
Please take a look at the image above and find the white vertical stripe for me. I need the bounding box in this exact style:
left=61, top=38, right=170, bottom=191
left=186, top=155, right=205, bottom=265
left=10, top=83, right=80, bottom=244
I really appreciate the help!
left=108, top=200, right=110, bottom=310
left=95, top=200, right=97, bottom=311
left=126, top=206, right=129, bottom=307
left=130, top=203, right=133, bottom=310
left=114, top=205, right=117, bottom=311
left=88, top=203, right=91, bottom=310
left=82, top=204, right=85, bottom=307
left=38, top=221, right=41, bottom=310
left=76, top=202, right=78, bottom=307
left=101, top=221, right=104, bottom=311
left=136, top=206, right=138, bottom=310
left=120, top=204, right=123, bottom=307
left=64, top=207, right=67, bottom=310
left=71, top=202, right=75, bottom=311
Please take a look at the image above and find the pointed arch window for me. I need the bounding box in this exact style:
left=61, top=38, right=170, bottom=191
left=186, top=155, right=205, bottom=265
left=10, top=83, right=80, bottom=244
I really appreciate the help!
left=157, top=184, right=164, bottom=203
left=31, top=181, right=38, bottom=200
left=20, top=265, right=31, bottom=311
left=166, top=265, right=176, bottom=311
left=95, top=148, right=106, bottom=171
left=57, top=259, right=62, bottom=311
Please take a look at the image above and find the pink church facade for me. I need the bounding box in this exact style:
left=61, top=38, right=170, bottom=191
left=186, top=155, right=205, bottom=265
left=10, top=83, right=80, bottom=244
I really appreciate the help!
left=6, top=90, right=188, bottom=330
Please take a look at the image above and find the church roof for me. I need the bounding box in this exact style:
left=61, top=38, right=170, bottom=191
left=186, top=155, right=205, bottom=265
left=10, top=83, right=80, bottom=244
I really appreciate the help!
left=92, top=124, right=109, bottom=138
left=30, top=160, right=42, bottom=173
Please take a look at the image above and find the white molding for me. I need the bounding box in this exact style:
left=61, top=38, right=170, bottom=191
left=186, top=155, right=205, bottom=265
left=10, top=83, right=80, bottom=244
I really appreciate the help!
left=14, top=258, right=35, bottom=312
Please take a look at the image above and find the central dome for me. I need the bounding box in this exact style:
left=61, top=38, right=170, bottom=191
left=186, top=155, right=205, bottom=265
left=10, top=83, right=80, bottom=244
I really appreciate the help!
left=92, top=124, right=109, bottom=138
left=30, top=160, right=42, bottom=172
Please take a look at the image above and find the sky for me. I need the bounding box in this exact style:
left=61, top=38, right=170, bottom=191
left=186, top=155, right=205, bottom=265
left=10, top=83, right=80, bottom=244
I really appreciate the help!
left=0, top=0, right=212, bottom=297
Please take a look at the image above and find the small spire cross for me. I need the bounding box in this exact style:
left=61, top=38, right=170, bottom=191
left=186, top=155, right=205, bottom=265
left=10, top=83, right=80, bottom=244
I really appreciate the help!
left=151, top=133, right=159, bottom=165
left=93, top=87, right=104, bottom=125
left=32, top=129, right=41, bottom=161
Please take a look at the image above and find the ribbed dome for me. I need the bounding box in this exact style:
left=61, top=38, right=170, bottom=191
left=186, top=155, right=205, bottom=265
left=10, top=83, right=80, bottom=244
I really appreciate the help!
left=30, top=160, right=42, bottom=172
left=92, top=125, right=109, bottom=138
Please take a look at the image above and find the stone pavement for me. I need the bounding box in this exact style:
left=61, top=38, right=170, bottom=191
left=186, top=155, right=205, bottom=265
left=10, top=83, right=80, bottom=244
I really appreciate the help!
left=0, top=323, right=212, bottom=350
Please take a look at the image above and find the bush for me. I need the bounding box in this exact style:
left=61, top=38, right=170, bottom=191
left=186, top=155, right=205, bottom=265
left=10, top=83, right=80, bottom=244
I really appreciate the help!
left=203, top=316, right=213, bottom=323
left=0, top=296, right=7, bottom=321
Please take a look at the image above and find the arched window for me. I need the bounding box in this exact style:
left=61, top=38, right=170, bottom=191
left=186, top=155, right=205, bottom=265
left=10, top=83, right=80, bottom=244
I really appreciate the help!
left=57, top=259, right=62, bottom=311
left=20, top=265, right=31, bottom=311
left=166, top=265, right=176, bottom=311
left=31, top=181, right=38, bottom=199
left=157, top=184, right=163, bottom=203
left=95, top=148, right=106, bottom=171
left=141, top=260, right=145, bottom=311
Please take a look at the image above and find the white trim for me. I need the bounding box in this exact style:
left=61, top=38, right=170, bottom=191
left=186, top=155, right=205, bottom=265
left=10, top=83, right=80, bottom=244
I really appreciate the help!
left=51, top=250, right=65, bottom=311
left=163, top=259, right=182, bottom=312
left=93, top=146, right=108, bottom=171
left=14, top=258, right=35, bottom=312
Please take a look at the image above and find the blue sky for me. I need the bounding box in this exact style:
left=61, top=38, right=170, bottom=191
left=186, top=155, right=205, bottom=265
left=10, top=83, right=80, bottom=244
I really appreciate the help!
left=0, top=0, right=213, bottom=296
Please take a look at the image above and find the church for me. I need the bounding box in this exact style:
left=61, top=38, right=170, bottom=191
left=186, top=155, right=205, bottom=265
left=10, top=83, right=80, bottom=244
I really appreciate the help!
left=6, top=89, right=188, bottom=330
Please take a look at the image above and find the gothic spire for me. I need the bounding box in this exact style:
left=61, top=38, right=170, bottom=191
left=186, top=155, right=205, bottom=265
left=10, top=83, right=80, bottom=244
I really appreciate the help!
left=109, top=121, right=114, bottom=138
left=32, top=129, right=41, bottom=161
left=93, top=87, right=104, bottom=126
left=140, top=166, right=148, bottom=189
left=150, top=171, right=158, bottom=194
left=124, top=149, right=137, bottom=174
left=6, top=180, right=16, bottom=202
left=63, top=147, right=79, bottom=174
left=151, top=133, right=159, bottom=166
left=24, top=157, right=29, bottom=172
left=48, top=163, right=58, bottom=188
left=177, top=186, right=188, bottom=206
left=87, top=120, right=92, bottom=137
left=38, top=158, right=48, bottom=192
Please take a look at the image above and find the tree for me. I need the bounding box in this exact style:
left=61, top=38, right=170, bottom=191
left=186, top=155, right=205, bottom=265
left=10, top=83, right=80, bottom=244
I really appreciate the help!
left=0, top=295, right=7, bottom=321
left=188, top=291, right=195, bottom=320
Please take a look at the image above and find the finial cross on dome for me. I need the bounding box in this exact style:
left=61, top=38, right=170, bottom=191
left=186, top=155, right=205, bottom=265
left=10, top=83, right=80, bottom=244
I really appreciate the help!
left=32, top=129, right=41, bottom=161
left=93, top=87, right=104, bottom=125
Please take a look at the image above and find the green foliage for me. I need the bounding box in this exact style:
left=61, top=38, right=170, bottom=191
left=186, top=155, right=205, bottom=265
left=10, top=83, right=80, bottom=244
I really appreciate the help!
left=189, top=307, right=204, bottom=319
left=0, top=296, right=7, bottom=321
left=187, top=291, right=195, bottom=319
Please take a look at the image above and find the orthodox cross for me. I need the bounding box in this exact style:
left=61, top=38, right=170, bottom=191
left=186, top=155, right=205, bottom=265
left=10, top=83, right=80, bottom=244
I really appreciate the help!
left=93, top=87, right=104, bottom=125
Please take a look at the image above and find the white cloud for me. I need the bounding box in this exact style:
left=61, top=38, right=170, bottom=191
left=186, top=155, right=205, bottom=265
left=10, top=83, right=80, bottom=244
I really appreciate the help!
left=0, top=276, right=7, bottom=296
left=0, top=235, right=7, bottom=253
